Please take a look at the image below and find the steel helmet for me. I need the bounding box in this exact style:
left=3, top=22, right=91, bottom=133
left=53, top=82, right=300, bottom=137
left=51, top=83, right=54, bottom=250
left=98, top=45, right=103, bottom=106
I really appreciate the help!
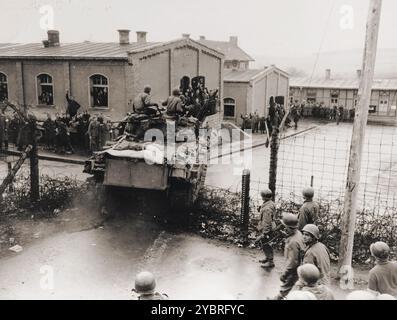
left=135, top=271, right=156, bottom=294
left=260, top=189, right=273, bottom=199
left=172, top=87, right=181, bottom=96
left=144, top=85, right=152, bottom=94
left=286, top=291, right=317, bottom=300
left=302, top=187, right=315, bottom=198
left=346, top=290, right=377, bottom=300
left=280, top=213, right=299, bottom=229
left=377, top=294, right=396, bottom=300
left=297, top=264, right=321, bottom=285
left=370, top=241, right=390, bottom=260
left=302, top=224, right=320, bottom=240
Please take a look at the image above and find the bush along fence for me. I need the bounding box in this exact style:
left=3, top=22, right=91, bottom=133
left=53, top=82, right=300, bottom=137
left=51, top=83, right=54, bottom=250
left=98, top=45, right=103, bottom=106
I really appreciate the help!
left=0, top=174, right=86, bottom=217
left=192, top=182, right=397, bottom=265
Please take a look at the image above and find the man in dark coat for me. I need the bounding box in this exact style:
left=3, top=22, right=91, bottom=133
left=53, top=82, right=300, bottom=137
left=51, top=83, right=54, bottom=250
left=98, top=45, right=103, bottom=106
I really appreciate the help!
left=66, top=90, right=81, bottom=118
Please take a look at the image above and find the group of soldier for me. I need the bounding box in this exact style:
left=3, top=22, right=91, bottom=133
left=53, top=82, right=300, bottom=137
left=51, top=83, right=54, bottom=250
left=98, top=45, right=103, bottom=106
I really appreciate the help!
left=128, top=186, right=396, bottom=300
left=293, top=100, right=356, bottom=124
left=240, top=101, right=301, bottom=137
left=256, top=187, right=397, bottom=300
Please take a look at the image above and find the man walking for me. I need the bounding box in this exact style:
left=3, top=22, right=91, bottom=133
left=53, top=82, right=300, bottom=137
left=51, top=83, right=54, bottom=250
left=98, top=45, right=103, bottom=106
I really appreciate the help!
left=301, top=224, right=331, bottom=285
left=256, top=189, right=276, bottom=268
left=274, top=213, right=305, bottom=300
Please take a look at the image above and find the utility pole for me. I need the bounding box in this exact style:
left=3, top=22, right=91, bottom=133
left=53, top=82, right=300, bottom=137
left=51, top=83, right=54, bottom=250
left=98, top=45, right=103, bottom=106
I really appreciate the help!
left=338, top=0, right=382, bottom=280
left=268, top=113, right=279, bottom=202
left=29, top=117, right=40, bottom=203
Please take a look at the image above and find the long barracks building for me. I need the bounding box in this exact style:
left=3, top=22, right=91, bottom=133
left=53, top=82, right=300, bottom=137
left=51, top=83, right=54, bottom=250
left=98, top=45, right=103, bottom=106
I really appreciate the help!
left=290, top=69, right=397, bottom=125
left=0, top=30, right=224, bottom=128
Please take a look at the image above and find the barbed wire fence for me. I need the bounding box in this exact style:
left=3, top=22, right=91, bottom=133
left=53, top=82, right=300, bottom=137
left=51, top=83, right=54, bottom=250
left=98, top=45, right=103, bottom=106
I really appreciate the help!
left=243, top=123, right=397, bottom=261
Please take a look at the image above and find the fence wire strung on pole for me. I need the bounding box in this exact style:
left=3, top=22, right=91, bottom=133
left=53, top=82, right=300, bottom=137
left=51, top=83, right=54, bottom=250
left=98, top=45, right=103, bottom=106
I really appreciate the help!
left=245, top=123, right=397, bottom=262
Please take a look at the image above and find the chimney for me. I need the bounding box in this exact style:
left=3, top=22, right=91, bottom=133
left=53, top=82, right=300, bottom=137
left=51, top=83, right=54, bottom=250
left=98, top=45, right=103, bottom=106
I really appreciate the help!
left=136, top=31, right=147, bottom=44
left=229, top=36, right=238, bottom=46
left=356, top=69, right=362, bottom=78
left=199, top=35, right=205, bottom=40
left=182, top=33, right=190, bottom=39
left=325, top=69, right=331, bottom=80
left=118, top=29, right=130, bottom=45
left=47, top=30, right=60, bottom=47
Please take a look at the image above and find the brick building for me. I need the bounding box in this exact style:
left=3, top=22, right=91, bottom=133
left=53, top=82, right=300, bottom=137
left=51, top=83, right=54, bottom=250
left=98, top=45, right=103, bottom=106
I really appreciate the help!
left=0, top=30, right=224, bottom=127
left=198, top=36, right=289, bottom=126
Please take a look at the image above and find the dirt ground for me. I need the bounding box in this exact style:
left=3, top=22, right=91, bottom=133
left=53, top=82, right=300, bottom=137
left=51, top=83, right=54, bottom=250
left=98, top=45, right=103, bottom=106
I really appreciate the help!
left=0, top=203, right=370, bottom=300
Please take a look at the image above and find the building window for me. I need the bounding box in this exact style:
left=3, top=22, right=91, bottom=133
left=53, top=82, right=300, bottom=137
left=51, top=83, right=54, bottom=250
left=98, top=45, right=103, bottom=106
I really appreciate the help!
left=37, top=73, right=54, bottom=105
left=331, top=90, right=339, bottom=105
left=307, top=89, right=317, bottom=103
left=223, top=98, right=236, bottom=117
left=90, top=74, right=108, bottom=107
left=0, top=72, right=8, bottom=102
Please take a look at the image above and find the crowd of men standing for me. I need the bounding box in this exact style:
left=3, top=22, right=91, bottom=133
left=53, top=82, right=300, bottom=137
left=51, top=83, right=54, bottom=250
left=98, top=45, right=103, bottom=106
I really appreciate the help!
left=0, top=92, right=115, bottom=155
left=256, top=187, right=397, bottom=300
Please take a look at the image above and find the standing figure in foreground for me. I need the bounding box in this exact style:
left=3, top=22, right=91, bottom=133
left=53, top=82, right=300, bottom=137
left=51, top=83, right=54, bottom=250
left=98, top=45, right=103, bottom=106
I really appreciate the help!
left=302, top=224, right=331, bottom=285
left=368, top=241, right=397, bottom=297
left=132, top=271, right=169, bottom=300
left=274, top=213, right=305, bottom=300
left=256, top=189, right=277, bottom=269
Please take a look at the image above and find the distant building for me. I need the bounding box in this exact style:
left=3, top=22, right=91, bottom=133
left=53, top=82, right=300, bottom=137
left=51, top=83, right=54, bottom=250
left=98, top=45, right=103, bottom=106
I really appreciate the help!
left=0, top=30, right=224, bottom=127
left=198, top=36, right=254, bottom=71
left=198, top=36, right=289, bottom=126
left=290, top=69, right=397, bottom=124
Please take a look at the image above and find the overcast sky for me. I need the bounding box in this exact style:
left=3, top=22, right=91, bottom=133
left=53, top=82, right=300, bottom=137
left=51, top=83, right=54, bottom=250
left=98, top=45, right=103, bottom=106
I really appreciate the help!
left=0, top=0, right=395, bottom=56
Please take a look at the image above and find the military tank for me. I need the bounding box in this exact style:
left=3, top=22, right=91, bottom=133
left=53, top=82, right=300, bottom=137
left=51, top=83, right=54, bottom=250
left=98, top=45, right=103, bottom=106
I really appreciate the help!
left=83, top=76, right=219, bottom=215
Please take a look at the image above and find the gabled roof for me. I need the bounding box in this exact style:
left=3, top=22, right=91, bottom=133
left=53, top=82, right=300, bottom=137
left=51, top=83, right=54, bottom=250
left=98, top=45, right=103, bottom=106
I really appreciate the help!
left=0, top=42, right=161, bottom=60
left=224, top=66, right=289, bottom=83
left=290, top=77, right=397, bottom=90
left=197, top=39, right=254, bottom=62
left=0, top=38, right=225, bottom=61
left=224, top=69, right=266, bottom=82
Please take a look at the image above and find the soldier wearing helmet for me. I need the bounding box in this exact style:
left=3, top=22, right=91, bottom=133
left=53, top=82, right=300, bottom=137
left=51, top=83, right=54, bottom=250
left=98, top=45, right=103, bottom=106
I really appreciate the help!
left=298, top=187, right=320, bottom=230
left=133, top=85, right=159, bottom=116
left=301, top=224, right=331, bottom=285
left=132, top=271, right=169, bottom=300
left=274, top=213, right=305, bottom=300
left=256, top=189, right=276, bottom=268
left=291, top=264, right=334, bottom=300
left=368, top=241, right=397, bottom=297
left=162, top=87, right=184, bottom=119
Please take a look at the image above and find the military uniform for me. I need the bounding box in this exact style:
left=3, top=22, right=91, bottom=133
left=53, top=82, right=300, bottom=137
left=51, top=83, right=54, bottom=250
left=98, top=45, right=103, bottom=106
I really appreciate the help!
left=368, top=261, right=397, bottom=296
left=138, top=292, right=169, bottom=300
left=303, top=242, right=331, bottom=285
left=279, top=230, right=305, bottom=298
left=257, top=199, right=276, bottom=263
left=162, top=95, right=184, bottom=118
left=134, top=92, right=157, bottom=116
left=298, top=200, right=320, bottom=230
left=291, top=284, right=334, bottom=300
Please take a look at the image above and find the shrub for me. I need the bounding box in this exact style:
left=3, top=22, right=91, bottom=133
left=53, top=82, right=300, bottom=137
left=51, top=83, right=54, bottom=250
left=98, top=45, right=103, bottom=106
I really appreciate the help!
left=193, top=187, right=397, bottom=264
